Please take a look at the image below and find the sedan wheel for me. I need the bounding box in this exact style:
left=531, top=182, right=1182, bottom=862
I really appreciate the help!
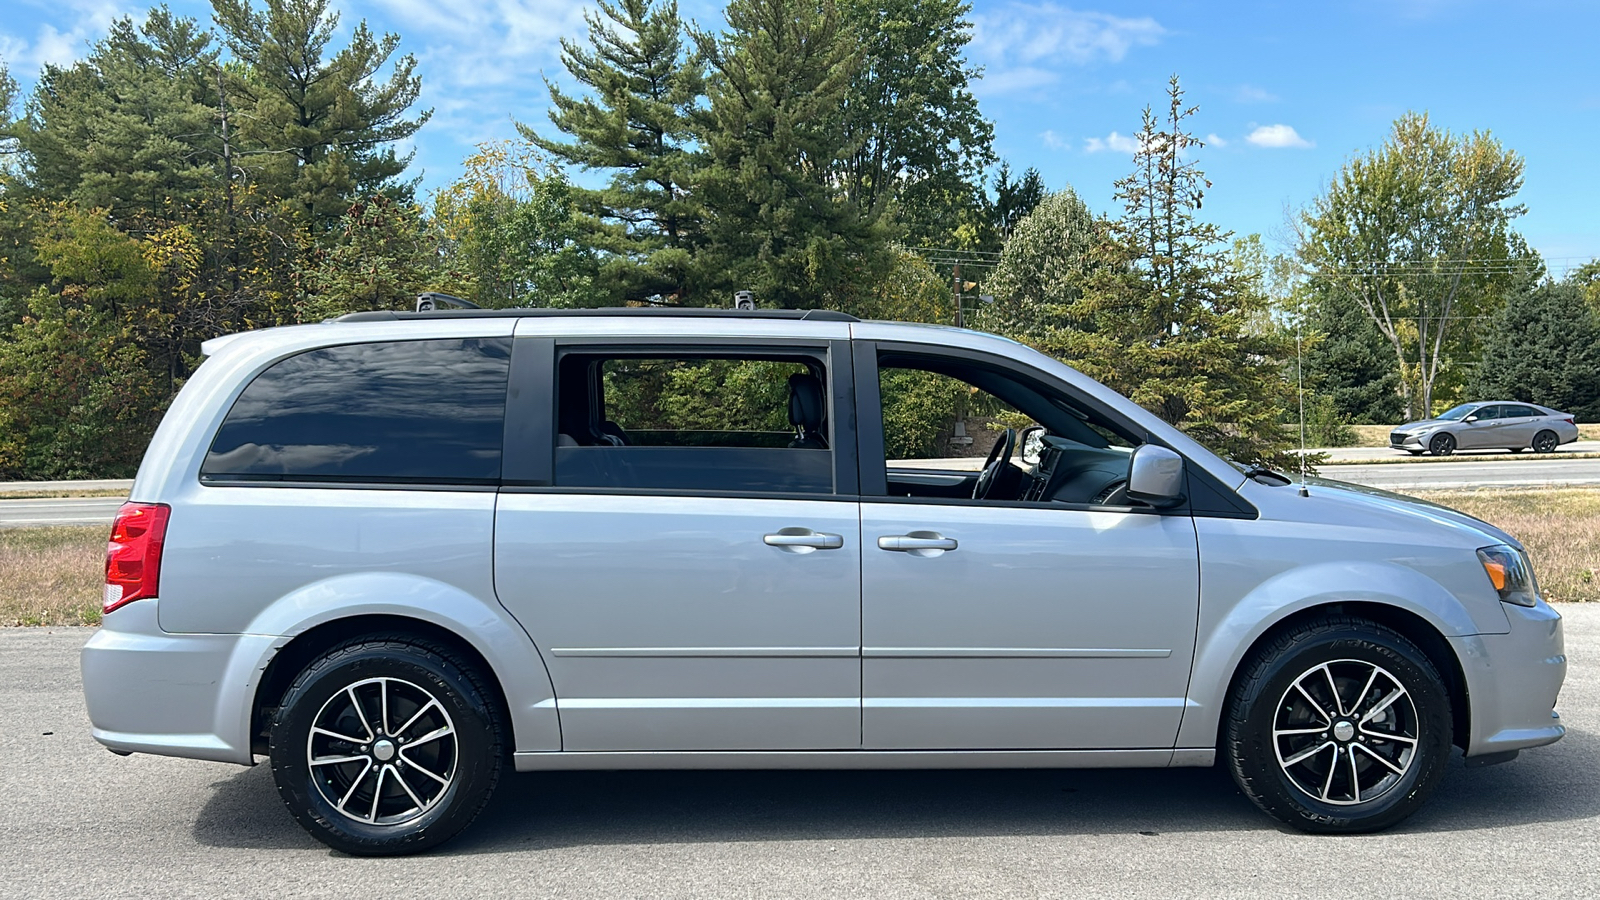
left=1533, top=430, right=1559, bottom=453
left=270, top=636, right=504, bottom=855
left=1226, top=616, right=1451, bottom=833
left=1428, top=433, right=1456, bottom=456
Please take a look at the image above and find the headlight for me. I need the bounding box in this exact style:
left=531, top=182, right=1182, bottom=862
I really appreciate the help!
left=1477, top=545, right=1539, bottom=607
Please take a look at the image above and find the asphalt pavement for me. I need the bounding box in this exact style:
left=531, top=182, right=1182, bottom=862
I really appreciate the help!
left=2, top=610, right=1599, bottom=898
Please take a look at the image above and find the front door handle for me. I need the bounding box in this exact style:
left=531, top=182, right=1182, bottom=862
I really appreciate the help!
left=764, top=528, right=844, bottom=552
left=878, top=532, right=958, bottom=554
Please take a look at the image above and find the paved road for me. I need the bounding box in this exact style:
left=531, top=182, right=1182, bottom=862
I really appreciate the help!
left=0, top=497, right=127, bottom=528
left=1323, top=457, right=1600, bottom=491
left=1314, top=441, right=1600, bottom=463
left=0, top=479, right=133, bottom=495
left=2, top=612, right=1599, bottom=898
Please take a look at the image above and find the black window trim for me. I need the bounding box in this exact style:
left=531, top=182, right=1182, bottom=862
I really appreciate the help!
left=515, top=337, right=857, bottom=499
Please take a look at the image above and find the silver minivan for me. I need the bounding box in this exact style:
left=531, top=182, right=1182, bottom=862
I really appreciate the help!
left=83, top=308, right=1566, bottom=855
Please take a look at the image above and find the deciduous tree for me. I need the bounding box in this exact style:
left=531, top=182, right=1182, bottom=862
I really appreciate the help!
left=1299, top=112, right=1532, bottom=419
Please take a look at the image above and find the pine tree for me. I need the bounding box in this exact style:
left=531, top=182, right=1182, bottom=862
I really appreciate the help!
left=691, top=0, right=892, bottom=308
left=522, top=0, right=704, bottom=303
left=1303, top=285, right=1404, bottom=423
left=210, top=0, right=430, bottom=233
left=836, top=0, right=993, bottom=246
left=1468, top=279, right=1600, bottom=420
left=991, top=162, right=1046, bottom=240
left=11, top=11, right=220, bottom=219
left=1049, top=76, right=1296, bottom=468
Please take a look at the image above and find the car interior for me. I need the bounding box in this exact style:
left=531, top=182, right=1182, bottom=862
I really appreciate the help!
left=877, top=353, right=1148, bottom=508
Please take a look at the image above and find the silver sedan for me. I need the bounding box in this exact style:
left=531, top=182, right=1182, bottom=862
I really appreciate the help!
left=1390, top=402, right=1581, bottom=456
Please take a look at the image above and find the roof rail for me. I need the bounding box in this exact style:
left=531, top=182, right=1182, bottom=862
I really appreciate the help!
left=334, top=307, right=859, bottom=324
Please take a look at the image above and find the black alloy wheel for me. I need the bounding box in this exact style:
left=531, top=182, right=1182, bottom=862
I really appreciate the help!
left=1225, top=616, right=1452, bottom=834
left=1428, top=433, right=1456, bottom=456
left=1533, top=430, right=1559, bottom=453
left=269, top=635, right=505, bottom=856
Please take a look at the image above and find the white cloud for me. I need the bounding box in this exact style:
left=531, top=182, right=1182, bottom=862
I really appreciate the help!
left=973, top=4, right=1164, bottom=65
left=1083, top=131, right=1141, bottom=154
left=1039, top=129, right=1068, bottom=150
left=1246, top=124, right=1314, bottom=149
left=970, top=4, right=1163, bottom=95
left=1234, top=84, right=1278, bottom=104
left=0, top=0, right=123, bottom=72
left=1205, top=133, right=1228, bottom=147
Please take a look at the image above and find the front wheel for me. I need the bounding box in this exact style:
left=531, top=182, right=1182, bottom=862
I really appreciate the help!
left=1428, top=433, right=1456, bottom=456
left=1225, top=617, right=1452, bottom=833
left=269, top=636, right=505, bottom=855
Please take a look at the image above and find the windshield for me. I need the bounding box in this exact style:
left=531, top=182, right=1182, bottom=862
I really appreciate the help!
left=1436, top=404, right=1479, bottom=421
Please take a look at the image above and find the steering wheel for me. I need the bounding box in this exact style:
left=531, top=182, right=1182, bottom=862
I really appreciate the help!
left=972, top=428, right=1017, bottom=501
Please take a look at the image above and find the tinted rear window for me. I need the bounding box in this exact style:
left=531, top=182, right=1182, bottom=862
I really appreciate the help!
left=202, top=338, right=511, bottom=484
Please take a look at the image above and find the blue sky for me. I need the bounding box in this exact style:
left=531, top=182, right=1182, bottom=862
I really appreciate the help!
left=3, top=0, right=1596, bottom=268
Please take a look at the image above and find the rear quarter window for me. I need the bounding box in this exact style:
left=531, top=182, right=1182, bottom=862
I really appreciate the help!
left=202, top=338, right=511, bottom=485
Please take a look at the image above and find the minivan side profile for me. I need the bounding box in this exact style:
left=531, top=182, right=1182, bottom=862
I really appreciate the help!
left=83, top=308, right=1565, bottom=855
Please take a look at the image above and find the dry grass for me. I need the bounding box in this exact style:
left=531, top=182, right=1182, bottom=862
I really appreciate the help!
left=1348, top=425, right=1395, bottom=448
left=0, top=527, right=104, bottom=626
left=1413, top=488, right=1600, bottom=603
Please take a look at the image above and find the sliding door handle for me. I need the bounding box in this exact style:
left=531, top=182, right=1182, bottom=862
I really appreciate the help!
left=878, top=532, right=958, bottom=553
left=764, top=528, right=844, bottom=552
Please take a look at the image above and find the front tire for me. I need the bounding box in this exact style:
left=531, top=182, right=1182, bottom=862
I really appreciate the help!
left=1225, top=617, right=1452, bottom=834
left=269, top=636, right=505, bottom=855
left=1428, top=433, right=1456, bottom=456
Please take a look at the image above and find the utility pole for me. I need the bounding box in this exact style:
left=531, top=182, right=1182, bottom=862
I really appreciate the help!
left=953, top=262, right=964, bottom=328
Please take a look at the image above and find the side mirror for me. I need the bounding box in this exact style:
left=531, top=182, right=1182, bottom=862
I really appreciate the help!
left=1127, top=445, right=1186, bottom=508
left=1019, top=425, right=1047, bottom=466
left=1464, top=416, right=1479, bottom=423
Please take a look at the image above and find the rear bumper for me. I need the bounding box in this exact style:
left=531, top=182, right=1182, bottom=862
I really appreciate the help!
left=1453, top=601, right=1566, bottom=757
left=81, top=599, right=274, bottom=765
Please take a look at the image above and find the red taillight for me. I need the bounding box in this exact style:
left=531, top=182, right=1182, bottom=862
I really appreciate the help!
left=1565, top=418, right=1576, bottom=425
left=104, top=502, right=171, bottom=615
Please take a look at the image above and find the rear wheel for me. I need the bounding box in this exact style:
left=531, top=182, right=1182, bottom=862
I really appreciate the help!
left=1428, top=433, right=1456, bottom=456
left=1225, top=617, right=1452, bottom=834
left=1533, top=430, right=1559, bottom=453
left=269, top=636, right=504, bottom=855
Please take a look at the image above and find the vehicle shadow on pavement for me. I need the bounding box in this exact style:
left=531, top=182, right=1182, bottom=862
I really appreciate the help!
left=191, top=727, right=1600, bottom=854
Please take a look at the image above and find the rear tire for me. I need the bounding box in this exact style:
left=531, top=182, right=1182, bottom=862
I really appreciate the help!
left=1225, top=617, right=1452, bottom=834
left=1428, top=433, right=1456, bottom=456
left=269, top=635, right=505, bottom=856
left=1533, top=430, right=1559, bottom=453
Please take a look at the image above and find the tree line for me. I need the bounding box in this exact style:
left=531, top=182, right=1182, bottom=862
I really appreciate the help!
left=1, top=0, right=1595, bottom=479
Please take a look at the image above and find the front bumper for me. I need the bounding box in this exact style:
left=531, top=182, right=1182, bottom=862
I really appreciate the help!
left=81, top=599, right=275, bottom=765
left=1390, top=432, right=1426, bottom=451
left=1452, top=600, right=1566, bottom=757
